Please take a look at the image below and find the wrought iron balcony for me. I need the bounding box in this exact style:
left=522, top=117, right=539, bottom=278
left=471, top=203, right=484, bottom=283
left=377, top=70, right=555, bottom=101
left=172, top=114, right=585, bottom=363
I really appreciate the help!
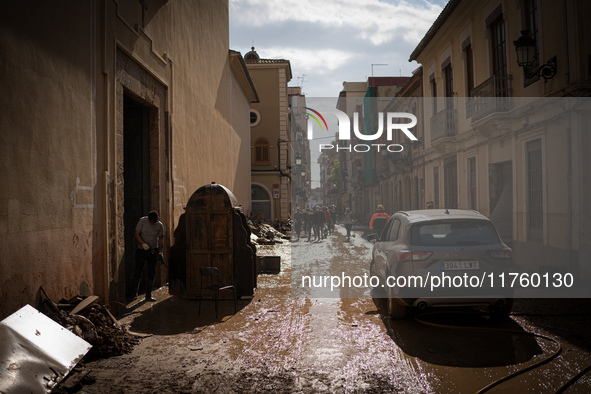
left=468, top=74, right=513, bottom=121
left=430, top=107, right=457, bottom=144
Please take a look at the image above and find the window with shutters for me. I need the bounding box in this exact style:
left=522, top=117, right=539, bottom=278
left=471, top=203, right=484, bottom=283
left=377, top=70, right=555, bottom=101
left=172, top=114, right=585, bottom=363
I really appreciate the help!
left=254, top=137, right=270, bottom=164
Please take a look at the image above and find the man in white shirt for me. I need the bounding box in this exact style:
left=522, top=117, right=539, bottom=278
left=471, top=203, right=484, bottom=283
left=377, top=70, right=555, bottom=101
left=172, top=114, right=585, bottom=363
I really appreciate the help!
left=132, top=210, right=164, bottom=302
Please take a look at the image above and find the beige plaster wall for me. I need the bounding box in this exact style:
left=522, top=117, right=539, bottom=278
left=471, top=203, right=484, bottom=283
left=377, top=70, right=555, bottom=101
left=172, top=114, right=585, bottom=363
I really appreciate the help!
left=249, top=68, right=282, bottom=170
left=230, top=69, right=254, bottom=213
left=0, top=2, right=97, bottom=318
left=0, top=0, right=254, bottom=318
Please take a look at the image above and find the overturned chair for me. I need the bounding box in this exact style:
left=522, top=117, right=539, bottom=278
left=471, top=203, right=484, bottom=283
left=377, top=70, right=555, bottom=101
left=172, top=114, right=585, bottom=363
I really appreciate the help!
left=198, top=267, right=237, bottom=318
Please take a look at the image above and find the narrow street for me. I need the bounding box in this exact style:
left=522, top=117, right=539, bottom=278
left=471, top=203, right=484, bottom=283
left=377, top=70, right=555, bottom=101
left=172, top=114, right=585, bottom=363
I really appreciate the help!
left=81, top=226, right=591, bottom=393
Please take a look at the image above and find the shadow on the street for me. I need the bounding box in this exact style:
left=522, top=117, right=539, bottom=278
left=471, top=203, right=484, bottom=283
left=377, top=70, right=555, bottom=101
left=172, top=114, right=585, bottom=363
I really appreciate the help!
left=511, top=298, right=591, bottom=354
left=124, top=296, right=250, bottom=335
left=372, top=296, right=544, bottom=368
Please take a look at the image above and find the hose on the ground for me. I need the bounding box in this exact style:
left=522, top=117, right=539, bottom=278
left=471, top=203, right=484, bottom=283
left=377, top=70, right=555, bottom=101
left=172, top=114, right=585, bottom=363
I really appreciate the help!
left=413, top=311, right=562, bottom=393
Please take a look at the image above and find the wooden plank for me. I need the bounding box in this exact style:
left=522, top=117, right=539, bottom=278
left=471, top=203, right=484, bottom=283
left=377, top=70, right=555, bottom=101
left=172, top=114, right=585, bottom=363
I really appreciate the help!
left=104, top=307, right=122, bottom=329
left=71, top=295, right=99, bottom=315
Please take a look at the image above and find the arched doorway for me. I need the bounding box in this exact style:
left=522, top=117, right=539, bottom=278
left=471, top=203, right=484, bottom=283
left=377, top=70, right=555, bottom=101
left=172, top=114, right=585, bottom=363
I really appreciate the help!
left=251, top=184, right=272, bottom=222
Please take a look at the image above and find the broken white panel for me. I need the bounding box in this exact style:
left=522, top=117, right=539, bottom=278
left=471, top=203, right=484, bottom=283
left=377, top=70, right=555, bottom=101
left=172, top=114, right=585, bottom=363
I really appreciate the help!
left=0, top=304, right=92, bottom=393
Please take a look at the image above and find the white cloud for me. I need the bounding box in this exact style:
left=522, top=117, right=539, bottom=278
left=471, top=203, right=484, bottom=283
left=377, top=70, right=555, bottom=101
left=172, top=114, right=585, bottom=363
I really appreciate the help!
left=231, top=0, right=442, bottom=46
left=257, top=48, right=355, bottom=74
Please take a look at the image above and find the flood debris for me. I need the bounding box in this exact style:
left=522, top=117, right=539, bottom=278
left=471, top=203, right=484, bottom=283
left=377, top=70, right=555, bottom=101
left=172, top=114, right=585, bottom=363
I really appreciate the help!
left=257, top=256, right=281, bottom=274
left=38, top=287, right=140, bottom=363
left=248, top=221, right=290, bottom=245
left=0, top=304, right=92, bottom=394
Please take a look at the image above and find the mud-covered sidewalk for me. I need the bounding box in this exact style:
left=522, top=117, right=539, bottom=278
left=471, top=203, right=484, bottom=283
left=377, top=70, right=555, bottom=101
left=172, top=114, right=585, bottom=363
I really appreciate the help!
left=81, top=228, right=436, bottom=393
left=79, top=226, right=591, bottom=393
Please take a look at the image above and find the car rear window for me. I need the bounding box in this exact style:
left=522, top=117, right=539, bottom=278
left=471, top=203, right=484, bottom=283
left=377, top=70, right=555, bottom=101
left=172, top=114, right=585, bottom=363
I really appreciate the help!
left=411, top=220, right=501, bottom=246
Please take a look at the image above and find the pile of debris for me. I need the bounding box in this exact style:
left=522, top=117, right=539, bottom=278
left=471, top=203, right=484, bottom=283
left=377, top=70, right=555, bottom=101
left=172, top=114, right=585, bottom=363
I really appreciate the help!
left=248, top=221, right=291, bottom=245
left=39, top=288, right=140, bottom=362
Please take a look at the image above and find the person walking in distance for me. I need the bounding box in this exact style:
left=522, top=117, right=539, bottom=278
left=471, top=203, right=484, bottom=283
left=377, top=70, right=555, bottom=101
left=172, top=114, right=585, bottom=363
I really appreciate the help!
left=294, top=208, right=304, bottom=241
left=369, top=204, right=389, bottom=237
left=132, top=210, right=164, bottom=302
left=343, top=208, right=354, bottom=242
left=306, top=208, right=315, bottom=242
left=323, top=206, right=333, bottom=237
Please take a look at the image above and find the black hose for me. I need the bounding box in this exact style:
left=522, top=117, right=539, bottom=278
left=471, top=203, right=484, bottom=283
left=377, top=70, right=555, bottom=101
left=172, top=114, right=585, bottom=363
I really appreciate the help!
left=413, top=311, right=562, bottom=393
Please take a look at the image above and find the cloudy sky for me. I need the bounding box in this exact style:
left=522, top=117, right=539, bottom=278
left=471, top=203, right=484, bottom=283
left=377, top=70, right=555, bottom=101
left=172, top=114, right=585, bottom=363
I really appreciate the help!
left=229, top=0, right=447, bottom=187
left=229, top=0, right=446, bottom=97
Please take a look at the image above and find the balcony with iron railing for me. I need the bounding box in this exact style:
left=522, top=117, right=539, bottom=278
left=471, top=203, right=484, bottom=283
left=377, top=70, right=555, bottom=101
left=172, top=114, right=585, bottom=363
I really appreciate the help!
left=430, top=106, right=457, bottom=144
left=386, top=144, right=412, bottom=166
left=468, top=74, right=513, bottom=121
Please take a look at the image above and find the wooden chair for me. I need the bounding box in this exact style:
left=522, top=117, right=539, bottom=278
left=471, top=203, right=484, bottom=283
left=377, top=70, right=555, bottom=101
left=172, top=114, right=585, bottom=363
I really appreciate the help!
left=198, top=267, right=237, bottom=318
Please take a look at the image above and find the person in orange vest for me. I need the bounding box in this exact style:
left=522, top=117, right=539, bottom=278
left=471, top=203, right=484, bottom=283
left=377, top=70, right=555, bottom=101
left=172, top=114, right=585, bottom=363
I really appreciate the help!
left=369, top=204, right=389, bottom=237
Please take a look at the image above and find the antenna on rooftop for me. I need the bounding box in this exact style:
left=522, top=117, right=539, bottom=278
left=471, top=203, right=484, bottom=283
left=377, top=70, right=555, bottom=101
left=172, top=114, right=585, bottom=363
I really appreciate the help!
left=371, top=64, right=388, bottom=78
left=299, top=74, right=307, bottom=95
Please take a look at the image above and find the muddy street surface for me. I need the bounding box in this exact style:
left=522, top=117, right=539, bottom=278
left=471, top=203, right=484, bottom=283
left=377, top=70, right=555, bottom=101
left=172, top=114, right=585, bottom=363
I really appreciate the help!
left=81, top=226, right=591, bottom=393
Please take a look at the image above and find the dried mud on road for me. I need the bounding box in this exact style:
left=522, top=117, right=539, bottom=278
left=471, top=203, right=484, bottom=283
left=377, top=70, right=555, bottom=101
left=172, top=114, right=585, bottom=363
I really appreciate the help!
left=80, top=226, right=591, bottom=393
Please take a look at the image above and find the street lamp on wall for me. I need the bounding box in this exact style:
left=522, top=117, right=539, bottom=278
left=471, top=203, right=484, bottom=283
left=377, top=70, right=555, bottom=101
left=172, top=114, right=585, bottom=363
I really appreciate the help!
left=513, top=30, right=556, bottom=81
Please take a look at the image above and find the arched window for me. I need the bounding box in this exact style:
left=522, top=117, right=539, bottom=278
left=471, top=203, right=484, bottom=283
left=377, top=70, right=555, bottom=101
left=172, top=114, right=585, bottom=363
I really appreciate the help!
left=254, top=137, right=270, bottom=164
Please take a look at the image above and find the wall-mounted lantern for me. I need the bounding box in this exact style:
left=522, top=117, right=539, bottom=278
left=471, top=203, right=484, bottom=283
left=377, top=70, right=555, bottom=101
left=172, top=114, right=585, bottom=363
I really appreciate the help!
left=513, top=30, right=556, bottom=81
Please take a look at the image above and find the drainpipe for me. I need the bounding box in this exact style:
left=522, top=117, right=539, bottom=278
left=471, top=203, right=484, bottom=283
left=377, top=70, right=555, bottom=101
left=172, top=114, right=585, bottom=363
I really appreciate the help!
left=563, top=0, right=571, bottom=85
left=102, top=0, right=111, bottom=306
left=567, top=116, right=573, bottom=274
left=564, top=0, right=573, bottom=273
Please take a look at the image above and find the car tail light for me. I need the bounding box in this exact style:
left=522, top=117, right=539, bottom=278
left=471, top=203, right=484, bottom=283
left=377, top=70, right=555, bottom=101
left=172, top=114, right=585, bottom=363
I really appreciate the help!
left=487, top=248, right=513, bottom=259
left=396, top=250, right=433, bottom=262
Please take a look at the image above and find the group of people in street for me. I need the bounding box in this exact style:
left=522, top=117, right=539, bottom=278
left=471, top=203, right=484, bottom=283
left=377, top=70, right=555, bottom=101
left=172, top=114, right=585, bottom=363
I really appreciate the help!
left=292, top=203, right=391, bottom=243
left=293, top=205, right=337, bottom=242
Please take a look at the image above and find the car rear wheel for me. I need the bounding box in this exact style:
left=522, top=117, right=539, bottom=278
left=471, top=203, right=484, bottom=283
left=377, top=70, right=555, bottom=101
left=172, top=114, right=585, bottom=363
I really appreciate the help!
left=387, top=297, right=408, bottom=320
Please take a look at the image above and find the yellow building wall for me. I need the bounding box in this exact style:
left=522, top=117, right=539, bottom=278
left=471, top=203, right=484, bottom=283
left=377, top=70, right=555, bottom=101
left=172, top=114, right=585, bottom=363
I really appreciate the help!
left=414, top=0, right=590, bottom=274
left=0, top=0, right=253, bottom=318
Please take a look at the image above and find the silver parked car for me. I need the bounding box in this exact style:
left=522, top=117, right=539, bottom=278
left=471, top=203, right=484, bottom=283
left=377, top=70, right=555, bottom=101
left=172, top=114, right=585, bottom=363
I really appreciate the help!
left=368, top=209, right=513, bottom=319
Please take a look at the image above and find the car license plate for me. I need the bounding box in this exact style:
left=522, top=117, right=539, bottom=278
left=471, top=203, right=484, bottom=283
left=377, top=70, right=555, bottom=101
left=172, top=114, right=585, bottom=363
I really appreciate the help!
left=440, top=261, right=480, bottom=271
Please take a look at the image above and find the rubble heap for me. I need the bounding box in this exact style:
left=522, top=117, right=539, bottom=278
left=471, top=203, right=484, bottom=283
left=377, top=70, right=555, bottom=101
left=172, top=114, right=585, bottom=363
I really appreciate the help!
left=248, top=221, right=290, bottom=245
left=39, top=290, right=140, bottom=362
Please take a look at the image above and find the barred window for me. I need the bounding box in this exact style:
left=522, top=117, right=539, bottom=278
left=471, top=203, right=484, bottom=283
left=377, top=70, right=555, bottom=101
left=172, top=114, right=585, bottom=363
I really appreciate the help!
left=431, top=79, right=438, bottom=114
left=490, top=14, right=507, bottom=77
left=465, top=44, right=474, bottom=95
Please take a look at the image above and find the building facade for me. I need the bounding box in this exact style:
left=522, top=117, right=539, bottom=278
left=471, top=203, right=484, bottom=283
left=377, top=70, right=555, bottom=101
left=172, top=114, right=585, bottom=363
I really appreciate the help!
left=288, top=87, right=310, bottom=211
left=0, top=1, right=257, bottom=318
left=245, top=48, right=293, bottom=224
left=408, top=0, right=591, bottom=275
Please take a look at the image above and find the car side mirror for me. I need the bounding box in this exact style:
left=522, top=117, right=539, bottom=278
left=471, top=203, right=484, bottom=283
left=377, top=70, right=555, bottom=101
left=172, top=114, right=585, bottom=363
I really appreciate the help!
left=367, top=233, right=379, bottom=243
